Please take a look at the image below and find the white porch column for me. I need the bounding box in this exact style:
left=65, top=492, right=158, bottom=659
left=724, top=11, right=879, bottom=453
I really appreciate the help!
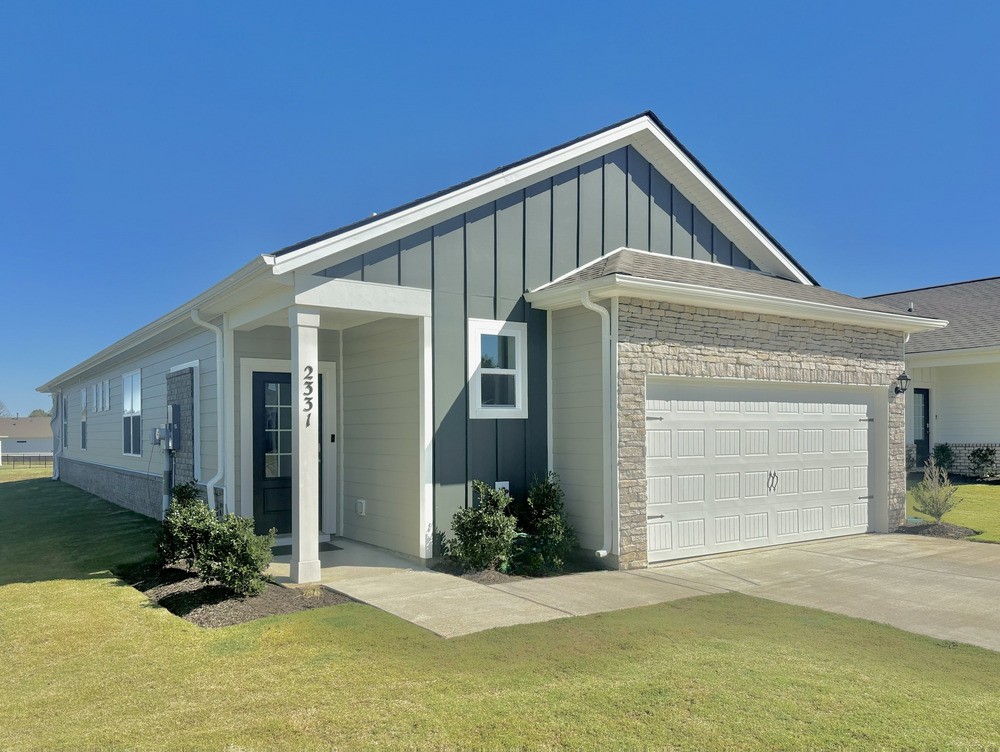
left=289, top=306, right=322, bottom=583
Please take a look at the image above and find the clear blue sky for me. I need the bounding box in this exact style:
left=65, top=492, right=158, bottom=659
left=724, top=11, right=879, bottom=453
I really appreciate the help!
left=1, top=1, right=997, bottom=416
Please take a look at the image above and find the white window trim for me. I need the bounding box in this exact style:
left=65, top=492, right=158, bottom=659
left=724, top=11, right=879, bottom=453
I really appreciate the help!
left=122, top=369, right=141, bottom=457
left=467, top=318, right=528, bottom=420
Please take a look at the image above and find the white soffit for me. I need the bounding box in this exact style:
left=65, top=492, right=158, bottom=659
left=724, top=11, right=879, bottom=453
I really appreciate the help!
left=269, top=116, right=812, bottom=284
left=525, top=274, right=948, bottom=335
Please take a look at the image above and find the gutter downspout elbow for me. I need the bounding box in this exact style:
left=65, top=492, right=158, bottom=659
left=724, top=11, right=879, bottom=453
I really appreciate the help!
left=191, top=310, right=225, bottom=513
left=579, top=292, right=617, bottom=562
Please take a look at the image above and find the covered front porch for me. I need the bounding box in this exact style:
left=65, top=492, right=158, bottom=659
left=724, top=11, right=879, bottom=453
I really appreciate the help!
left=227, top=273, right=433, bottom=583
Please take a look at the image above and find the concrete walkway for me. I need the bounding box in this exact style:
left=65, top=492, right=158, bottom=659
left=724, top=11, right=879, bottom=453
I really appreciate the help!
left=283, top=535, right=1000, bottom=648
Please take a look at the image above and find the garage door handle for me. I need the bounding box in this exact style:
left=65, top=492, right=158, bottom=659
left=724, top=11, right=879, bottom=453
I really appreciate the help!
left=647, top=514, right=665, bottom=520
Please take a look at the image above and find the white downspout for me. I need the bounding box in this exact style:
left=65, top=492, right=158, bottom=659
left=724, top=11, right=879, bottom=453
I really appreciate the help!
left=191, top=310, right=225, bottom=513
left=579, top=292, right=618, bottom=560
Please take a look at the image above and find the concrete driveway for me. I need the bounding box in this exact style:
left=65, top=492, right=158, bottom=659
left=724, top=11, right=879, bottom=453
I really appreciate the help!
left=646, top=534, right=1000, bottom=652
left=318, top=535, right=1000, bottom=648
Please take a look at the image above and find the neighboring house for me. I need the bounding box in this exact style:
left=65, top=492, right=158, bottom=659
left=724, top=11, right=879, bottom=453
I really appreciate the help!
left=38, top=112, right=945, bottom=583
left=869, top=278, right=998, bottom=474
left=0, top=417, right=53, bottom=457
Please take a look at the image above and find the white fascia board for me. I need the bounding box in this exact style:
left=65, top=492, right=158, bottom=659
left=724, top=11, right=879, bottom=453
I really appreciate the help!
left=634, top=127, right=813, bottom=285
left=37, top=256, right=273, bottom=393
left=270, top=121, right=645, bottom=276
left=525, top=275, right=948, bottom=335
left=905, top=347, right=1000, bottom=369
left=293, top=275, right=432, bottom=318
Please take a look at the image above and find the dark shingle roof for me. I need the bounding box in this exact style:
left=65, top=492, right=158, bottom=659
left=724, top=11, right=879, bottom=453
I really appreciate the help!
left=868, top=277, right=1000, bottom=353
left=540, top=249, right=924, bottom=319
left=0, top=417, right=52, bottom=439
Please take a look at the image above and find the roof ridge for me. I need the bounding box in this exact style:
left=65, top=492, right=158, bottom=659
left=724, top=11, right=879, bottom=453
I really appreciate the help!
left=867, top=275, right=1000, bottom=298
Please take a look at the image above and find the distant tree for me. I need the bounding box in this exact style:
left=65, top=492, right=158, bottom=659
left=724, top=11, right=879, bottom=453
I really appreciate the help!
left=0, top=401, right=11, bottom=418
left=29, top=408, right=50, bottom=418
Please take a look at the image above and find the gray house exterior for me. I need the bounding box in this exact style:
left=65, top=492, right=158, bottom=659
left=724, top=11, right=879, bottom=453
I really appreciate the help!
left=39, top=113, right=945, bottom=581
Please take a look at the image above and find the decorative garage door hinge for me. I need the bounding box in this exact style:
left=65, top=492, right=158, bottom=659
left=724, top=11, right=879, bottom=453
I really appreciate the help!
left=858, top=495, right=874, bottom=500
left=858, top=418, right=874, bottom=422
left=647, top=514, right=665, bottom=520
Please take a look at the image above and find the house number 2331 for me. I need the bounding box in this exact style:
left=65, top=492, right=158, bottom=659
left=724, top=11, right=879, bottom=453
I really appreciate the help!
left=302, top=365, right=315, bottom=427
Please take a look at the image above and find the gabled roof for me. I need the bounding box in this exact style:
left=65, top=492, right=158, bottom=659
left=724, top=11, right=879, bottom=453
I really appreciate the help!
left=526, top=249, right=946, bottom=335
left=269, top=112, right=818, bottom=285
left=0, top=417, right=52, bottom=439
left=868, top=277, right=1000, bottom=354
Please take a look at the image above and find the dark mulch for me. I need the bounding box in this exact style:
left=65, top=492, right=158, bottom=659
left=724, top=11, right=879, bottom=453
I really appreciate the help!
left=431, top=553, right=603, bottom=584
left=898, top=522, right=982, bottom=540
left=115, top=560, right=353, bottom=628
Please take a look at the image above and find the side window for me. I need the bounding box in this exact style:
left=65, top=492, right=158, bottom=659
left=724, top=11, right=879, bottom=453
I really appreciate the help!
left=122, top=370, right=142, bottom=456
left=62, top=396, right=68, bottom=448
left=467, top=319, right=528, bottom=419
left=80, top=388, right=87, bottom=450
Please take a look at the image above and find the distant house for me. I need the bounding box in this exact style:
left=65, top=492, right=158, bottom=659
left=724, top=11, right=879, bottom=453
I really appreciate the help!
left=39, top=112, right=944, bottom=583
left=869, top=278, right=999, bottom=474
left=0, top=417, right=54, bottom=457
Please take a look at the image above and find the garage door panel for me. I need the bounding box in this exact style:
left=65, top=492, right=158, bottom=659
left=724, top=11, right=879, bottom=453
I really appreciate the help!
left=646, top=380, right=875, bottom=563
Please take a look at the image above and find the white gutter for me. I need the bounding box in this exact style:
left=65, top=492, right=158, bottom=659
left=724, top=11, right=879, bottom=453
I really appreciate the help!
left=579, top=292, right=618, bottom=561
left=190, top=310, right=225, bottom=513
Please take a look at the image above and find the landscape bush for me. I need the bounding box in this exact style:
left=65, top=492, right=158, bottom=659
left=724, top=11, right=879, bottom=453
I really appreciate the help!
left=447, top=481, right=521, bottom=572
left=912, top=458, right=960, bottom=524
left=511, top=473, right=578, bottom=575
left=199, top=515, right=276, bottom=596
left=157, top=481, right=216, bottom=569
left=969, top=446, right=996, bottom=479
left=158, top=481, right=274, bottom=596
left=933, top=443, right=956, bottom=472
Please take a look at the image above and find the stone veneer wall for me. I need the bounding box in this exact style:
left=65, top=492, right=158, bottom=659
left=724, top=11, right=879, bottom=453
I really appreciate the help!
left=615, top=298, right=907, bottom=569
left=60, top=457, right=164, bottom=519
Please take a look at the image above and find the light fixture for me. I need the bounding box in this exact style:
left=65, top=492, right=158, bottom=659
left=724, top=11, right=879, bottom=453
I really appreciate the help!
left=895, top=372, right=911, bottom=395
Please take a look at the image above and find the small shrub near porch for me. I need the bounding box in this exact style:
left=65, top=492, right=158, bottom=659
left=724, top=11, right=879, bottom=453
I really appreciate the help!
left=911, top=459, right=960, bottom=524
left=158, top=481, right=276, bottom=596
left=445, top=473, right=578, bottom=576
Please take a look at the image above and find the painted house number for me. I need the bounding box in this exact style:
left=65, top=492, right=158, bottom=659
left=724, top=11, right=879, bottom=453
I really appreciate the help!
left=302, top=365, right=315, bottom=427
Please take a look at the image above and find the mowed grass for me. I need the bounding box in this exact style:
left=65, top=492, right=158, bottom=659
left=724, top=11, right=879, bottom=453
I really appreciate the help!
left=908, top=481, right=1000, bottom=542
left=4, top=479, right=1000, bottom=750
left=0, top=462, right=53, bottom=483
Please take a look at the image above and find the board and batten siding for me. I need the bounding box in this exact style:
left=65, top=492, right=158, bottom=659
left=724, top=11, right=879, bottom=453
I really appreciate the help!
left=550, top=306, right=606, bottom=550
left=57, top=328, right=219, bottom=480
left=341, top=317, right=421, bottom=557
left=318, top=145, right=756, bottom=538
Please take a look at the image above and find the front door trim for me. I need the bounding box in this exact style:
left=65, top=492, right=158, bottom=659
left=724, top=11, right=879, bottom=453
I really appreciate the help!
left=239, top=357, right=338, bottom=534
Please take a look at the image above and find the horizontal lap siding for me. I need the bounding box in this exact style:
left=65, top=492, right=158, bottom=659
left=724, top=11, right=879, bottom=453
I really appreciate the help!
left=317, top=146, right=755, bottom=543
left=59, top=328, right=217, bottom=480
left=342, top=318, right=420, bottom=558
left=550, top=306, right=605, bottom=550
left=930, top=363, right=1000, bottom=443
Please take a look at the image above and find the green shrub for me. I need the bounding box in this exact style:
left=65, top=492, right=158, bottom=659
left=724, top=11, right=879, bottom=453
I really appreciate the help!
left=933, top=443, right=956, bottom=472
left=447, top=481, right=520, bottom=572
left=199, top=515, right=276, bottom=596
left=912, top=458, right=960, bottom=524
left=157, top=481, right=216, bottom=569
left=512, top=473, right=578, bottom=575
left=969, top=446, right=996, bottom=479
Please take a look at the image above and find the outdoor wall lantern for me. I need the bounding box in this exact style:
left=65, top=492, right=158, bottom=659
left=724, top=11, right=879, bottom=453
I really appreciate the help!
left=895, top=372, right=911, bottom=395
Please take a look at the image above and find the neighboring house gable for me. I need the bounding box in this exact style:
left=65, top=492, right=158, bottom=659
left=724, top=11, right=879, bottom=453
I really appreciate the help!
left=870, top=278, right=1000, bottom=472
left=0, top=417, right=54, bottom=455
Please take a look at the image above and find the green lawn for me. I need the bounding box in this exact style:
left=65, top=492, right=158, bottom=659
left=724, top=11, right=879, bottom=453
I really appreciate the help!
left=907, top=480, right=1000, bottom=542
left=4, top=479, right=1000, bottom=750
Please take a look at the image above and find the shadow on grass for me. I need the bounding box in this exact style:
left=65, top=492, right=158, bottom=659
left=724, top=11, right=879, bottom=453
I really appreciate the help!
left=0, top=478, right=160, bottom=586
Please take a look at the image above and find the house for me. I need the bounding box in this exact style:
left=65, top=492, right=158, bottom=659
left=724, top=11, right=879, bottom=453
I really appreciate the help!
left=868, top=278, right=998, bottom=474
left=38, top=112, right=946, bottom=583
left=0, top=417, right=53, bottom=459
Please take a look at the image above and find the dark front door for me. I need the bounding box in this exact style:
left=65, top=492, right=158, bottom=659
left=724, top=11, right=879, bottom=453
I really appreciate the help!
left=913, top=388, right=931, bottom=467
left=253, top=372, right=292, bottom=535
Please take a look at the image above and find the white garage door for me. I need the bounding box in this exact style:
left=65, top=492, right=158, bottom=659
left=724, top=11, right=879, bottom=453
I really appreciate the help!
left=646, top=380, right=875, bottom=562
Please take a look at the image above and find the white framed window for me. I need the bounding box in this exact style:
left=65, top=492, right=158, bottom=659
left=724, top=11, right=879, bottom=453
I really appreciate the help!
left=122, top=370, right=141, bottom=456
left=62, top=396, right=68, bottom=448
left=80, top=388, right=87, bottom=450
left=102, top=379, right=110, bottom=411
left=467, top=318, right=528, bottom=419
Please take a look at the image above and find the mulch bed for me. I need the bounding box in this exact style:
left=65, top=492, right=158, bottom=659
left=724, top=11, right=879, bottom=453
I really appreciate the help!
left=898, top=522, right=982, bottom=540
left=115, top=560, right=353, bottom=628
